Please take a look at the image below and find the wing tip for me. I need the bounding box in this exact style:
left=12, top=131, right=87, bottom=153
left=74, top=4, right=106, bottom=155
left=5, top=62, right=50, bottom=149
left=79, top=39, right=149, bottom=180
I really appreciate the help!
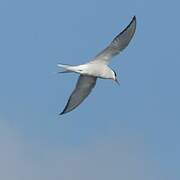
left=59, top=104, right=71, bottom=115
left=59, top=109, right=66, bottom=115
left=59, top=112, right=64, bottom=115
left=132, top=16, right=136, bottom=25
left=59, top=99, right=72, bottom=116
left=131, top=15, right=136, bottom=25
left=118, top=15, right=136, bottom=38
left=132, top=15, right=136, bottom=20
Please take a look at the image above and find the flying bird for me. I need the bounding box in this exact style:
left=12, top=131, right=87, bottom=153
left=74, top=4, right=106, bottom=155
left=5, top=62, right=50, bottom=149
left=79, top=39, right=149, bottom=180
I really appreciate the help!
left=58, top=16, right=136, bottom=115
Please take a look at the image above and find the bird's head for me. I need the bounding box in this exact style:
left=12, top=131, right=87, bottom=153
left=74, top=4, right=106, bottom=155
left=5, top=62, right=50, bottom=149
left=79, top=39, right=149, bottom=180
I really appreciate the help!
left=112, top=70, right=120, bottom=85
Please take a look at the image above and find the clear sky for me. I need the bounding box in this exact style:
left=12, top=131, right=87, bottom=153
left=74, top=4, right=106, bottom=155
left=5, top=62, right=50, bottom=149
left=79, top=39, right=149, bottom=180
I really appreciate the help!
left=0, top=0, right=179, bottom=179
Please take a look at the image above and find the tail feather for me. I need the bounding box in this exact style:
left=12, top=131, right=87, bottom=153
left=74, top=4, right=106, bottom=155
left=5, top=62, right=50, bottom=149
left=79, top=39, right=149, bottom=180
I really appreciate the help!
left=58, top=70, right=72, bottom=73
left=57, top=63, right=71, bottom=69
left=57, top=63, right=78, bottom=73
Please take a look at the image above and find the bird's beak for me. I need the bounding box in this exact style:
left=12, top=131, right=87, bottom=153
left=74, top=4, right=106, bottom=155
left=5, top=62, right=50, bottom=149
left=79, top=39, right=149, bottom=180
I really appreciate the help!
left=115, top=78, right=120, bottom=85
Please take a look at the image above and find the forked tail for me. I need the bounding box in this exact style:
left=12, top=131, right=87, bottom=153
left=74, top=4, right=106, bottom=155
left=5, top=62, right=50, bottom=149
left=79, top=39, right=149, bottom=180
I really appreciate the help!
left=57, top=63, right=74, bottom=73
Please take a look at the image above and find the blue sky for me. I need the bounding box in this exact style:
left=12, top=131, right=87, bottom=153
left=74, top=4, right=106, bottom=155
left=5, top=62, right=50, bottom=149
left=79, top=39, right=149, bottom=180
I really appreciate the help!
left=0, top=0, right=179, bottom=179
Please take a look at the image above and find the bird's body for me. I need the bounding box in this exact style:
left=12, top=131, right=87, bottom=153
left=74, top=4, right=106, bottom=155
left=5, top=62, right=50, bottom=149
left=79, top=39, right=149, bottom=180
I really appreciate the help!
left=58, top=16, right=137, bottom=115
left=58, top=62, right=114, bottom=79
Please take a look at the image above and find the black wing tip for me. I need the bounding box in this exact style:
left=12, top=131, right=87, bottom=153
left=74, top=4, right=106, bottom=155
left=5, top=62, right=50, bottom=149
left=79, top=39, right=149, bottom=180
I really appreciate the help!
left=59, top=104, right=71, bottom=115
left=59, top=106, right=67, bottom=115
left=59, top=109, right=66, bottom=115
left=131, top=15, right=136, bottom=24
left=59, top=112, right=64, bottom=115
left=59, top=97, right=71, bottom=116
left=117, top=15, right=136, bottom=39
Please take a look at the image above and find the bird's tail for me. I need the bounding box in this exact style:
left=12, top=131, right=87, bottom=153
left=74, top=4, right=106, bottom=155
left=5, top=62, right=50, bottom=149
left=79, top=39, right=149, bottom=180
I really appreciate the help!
left=57, top=63, right=71, bottom=69
left=57, top=63, right=74, bottom=73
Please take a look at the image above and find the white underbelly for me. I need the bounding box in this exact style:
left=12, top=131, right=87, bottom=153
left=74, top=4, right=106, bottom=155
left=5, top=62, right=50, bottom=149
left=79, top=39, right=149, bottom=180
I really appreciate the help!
left=82, top=63, right=111, bottom=79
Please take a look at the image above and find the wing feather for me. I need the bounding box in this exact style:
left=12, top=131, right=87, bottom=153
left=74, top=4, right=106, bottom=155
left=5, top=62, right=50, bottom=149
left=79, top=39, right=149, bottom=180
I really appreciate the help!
left=60, top=75, right=97, bottom=115
left=92, top=16, right=136, bottom=64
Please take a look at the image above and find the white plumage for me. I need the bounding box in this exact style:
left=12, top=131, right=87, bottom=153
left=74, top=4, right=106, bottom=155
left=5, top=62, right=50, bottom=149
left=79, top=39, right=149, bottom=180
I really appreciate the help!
left=58, top=16, right=136, bottom=115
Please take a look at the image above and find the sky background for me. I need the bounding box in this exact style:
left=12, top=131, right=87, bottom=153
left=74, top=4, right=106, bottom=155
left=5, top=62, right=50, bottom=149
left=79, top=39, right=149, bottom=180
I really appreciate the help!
left=0, top=0, right=180, bottom=179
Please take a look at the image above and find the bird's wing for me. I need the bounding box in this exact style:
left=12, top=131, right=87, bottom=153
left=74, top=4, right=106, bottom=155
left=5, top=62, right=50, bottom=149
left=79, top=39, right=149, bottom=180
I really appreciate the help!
left=91, top=16, right=136, bottom=64
left=60, top=75, right=97, bottom=115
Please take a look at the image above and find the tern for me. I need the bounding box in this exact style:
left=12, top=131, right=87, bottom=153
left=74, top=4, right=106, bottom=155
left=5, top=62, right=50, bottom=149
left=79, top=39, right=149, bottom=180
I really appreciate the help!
left=58, top=16, right=136, bottom=115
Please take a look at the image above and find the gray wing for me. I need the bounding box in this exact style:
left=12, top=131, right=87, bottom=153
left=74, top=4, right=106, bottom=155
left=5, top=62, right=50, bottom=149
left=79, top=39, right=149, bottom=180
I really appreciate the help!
left=92, top=16, right=136, bottom=64
left=60, top=75, right=97, bottom=115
